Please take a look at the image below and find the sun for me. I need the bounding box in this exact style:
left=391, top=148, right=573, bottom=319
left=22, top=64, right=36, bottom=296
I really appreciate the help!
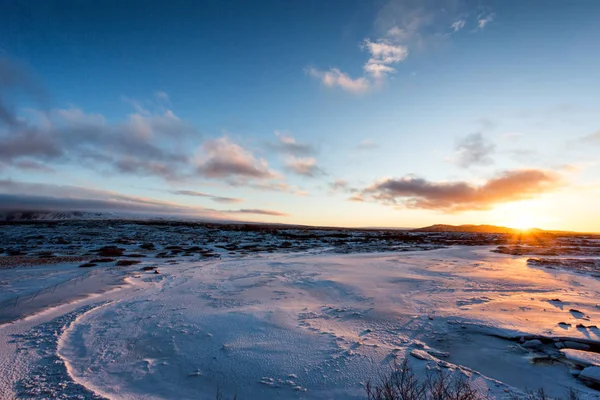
left=508, top=221, right=533, bottom=232
left=504, top=215, right=537, bottom=231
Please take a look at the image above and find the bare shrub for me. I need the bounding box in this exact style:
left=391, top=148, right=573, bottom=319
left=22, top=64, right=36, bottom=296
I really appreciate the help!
left=366, top=358, right=427, bottom=400
left=215, top=387, right=237, bottom=400
left=512, top=388, right=581, bottom=400
left=366, top=358, right=581, bottom=400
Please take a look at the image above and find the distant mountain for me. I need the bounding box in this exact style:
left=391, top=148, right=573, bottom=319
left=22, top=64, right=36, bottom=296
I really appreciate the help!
left=0, top=210, right=118, bottom=221
left=411, top=224, right=540, bottom=234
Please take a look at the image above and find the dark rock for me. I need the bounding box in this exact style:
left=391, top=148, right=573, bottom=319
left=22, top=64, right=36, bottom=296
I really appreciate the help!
left=115, top=259, right=141, bottom=266
left=90, top=258, right=115, bottom=263
left=96, top=246, right=125, bottom=257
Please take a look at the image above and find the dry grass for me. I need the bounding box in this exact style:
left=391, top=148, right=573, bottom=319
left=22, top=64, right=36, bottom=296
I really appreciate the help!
left=366, top=358, right=581, bottom=400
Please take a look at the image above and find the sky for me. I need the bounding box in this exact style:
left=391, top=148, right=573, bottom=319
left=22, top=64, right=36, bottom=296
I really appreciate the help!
left=0, top=0, right=599, bottom=231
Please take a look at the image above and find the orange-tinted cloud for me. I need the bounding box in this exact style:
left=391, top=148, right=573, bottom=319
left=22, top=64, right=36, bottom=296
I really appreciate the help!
left=364, top=169, right=561, bottom=212
left=226, top=209, right=288, bottom=217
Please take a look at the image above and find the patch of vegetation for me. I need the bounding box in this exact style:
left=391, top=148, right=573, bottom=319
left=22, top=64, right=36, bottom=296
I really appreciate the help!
left=365, top=358, right=581, bottom=400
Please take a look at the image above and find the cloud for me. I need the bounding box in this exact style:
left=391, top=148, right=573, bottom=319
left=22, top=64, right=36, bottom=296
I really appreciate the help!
left=0, top=179, right=229, bottom=219
left=477, top=117, right=497, bottom=131
left=246, top=181, right=309, bottom=197
left=329, top=179, right=361, bottom=196
left=362, top=39, right=409, bottom=78
left=582, top=130, right=600, bottom=143
left=0, top=128, right=63, bottom=161
left=305, top=67, right=370, bottom=93
left=1, top=59, right=293, bottom=190
left=349, top=193, right=364, bottom=202
left=307, top=2, right=495, bottom=93
left=330, top=179, right=349, bottom=191
left=0, top=57, right=47, bottom=127
left=170, top=190, right=243, bottom=204
left=478, top=13, right=495, bottom=29
left=9, top=159, right=55, bottom=172
left=0, top=179, right=292, bottom=221
left=453, top=133, right=495, bottom=168
left=356, top=139, right=379, bottom=150
left=196, top=136, right=277, bottom=180
left=268, top=132, right=323, bottom=178
left=451, top=19, right=466, bottom=32
left=362, top=169, right=561, bottom=212
left=0, top=58, right=307, bottom=198
left=285, top=156, right=324, bottom=177
left=226, top=208, right=288, bottom=217
left=306, top=26, right=410, bottom=93
left=269, top=131, right=316, bottom=156
left=154, top=90, right=171, bottom=105
left=0, top=72, right=194, bottom=181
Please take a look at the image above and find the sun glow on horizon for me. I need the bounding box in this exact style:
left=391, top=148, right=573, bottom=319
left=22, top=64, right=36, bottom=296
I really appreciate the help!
left=503, top=213, right=540, bottom=231
left=494, top=204, right=545, bottom=231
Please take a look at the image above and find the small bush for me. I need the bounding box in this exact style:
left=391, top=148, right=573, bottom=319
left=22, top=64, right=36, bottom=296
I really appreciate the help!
left=366, top=358, right=580, bottom=400
left=513, top=388, right=580, bottom=400
left=215, top=388, right=237, bottom=400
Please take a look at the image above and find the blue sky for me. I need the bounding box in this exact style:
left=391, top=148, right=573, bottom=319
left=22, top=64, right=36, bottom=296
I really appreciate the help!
left=1, top=0, right=599, bottom=231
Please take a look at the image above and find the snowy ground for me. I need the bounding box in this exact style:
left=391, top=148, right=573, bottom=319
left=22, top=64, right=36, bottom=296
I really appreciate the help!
left=2, top=226, right=600, bottom=399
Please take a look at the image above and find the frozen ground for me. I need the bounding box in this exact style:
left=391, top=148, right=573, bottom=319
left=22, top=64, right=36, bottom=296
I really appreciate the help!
left=1, top=223, right=600, bottom=399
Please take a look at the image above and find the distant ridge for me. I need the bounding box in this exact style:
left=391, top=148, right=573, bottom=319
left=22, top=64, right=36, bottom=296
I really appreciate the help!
left=411, top=224, right=540, bottom=234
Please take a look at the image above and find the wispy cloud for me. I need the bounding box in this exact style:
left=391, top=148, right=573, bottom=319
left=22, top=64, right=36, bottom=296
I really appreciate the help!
left=330, top=179, right=349, bottom=191
left=362, top=169, right=561, bottom=212
left=154, top=90, right=171, bottom=105
left=362, top=38, right=409, bottom=78
left=226, top=208, right=288, bottom=217
left=356, top=139, right=379, bottom=150
left=349, top=193, right=364, bottom=202
left=451, top=19, right=466, bottom=32
left=582, top=130, right=600, bottom=143
left=453, top=133, right=495, bottom=168
left=268, top=132, right=324, bottom=178
left=307, top=2, right=494, bottom=93
left=305, top=67, right=370, bottom=93
left=307, top=26, right=409, bottom=93
left=170, top=189, right=243, bottom=204
left=285, top=156, right=324, bottom=177
left=477, top=13, right=495, bottom=29
left=268, top=131, right=316, bottom=156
